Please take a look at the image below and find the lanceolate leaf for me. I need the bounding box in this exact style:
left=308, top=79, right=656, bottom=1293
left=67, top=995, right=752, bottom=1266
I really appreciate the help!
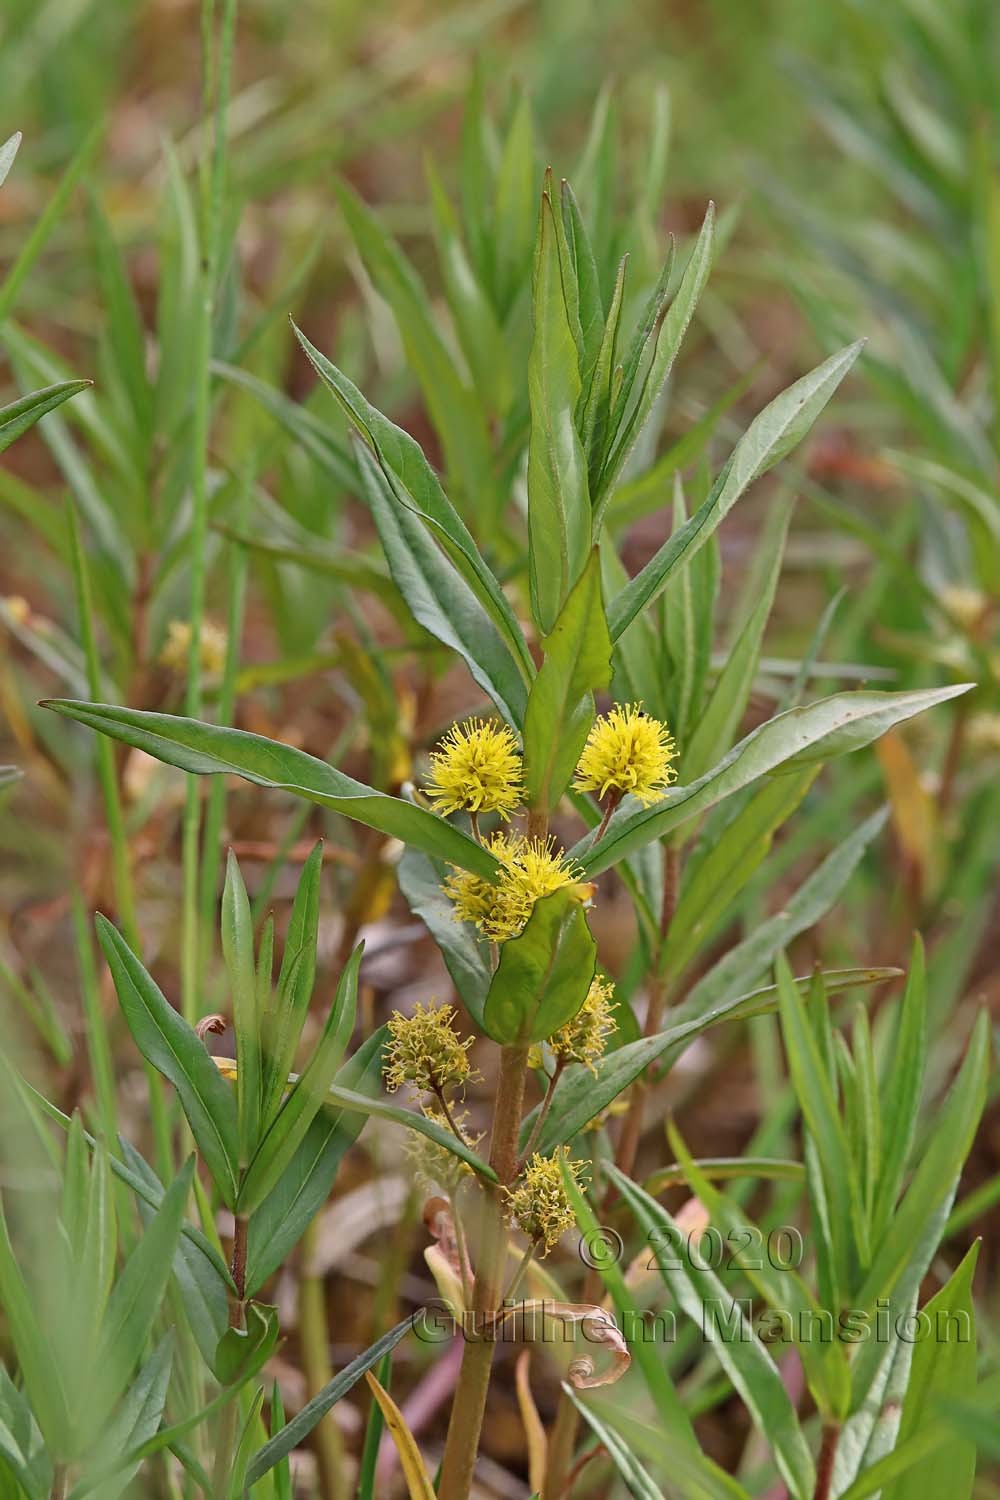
left=608, top=341, right=863, bottom=639
left=0, top=382, right=91, bottom=455
left=524, top=968, right=897, bottom=1155
left=354, top=442, right=528, bottom=724
left=574, top=684, right=970, bottom=876
left=95, top=916, right=240, bottom=1206
left=244, top=1317, right=416, bottom=1487
left=608, top=1166, right=816, bottom=1499
left=522, top=551, right=612, bottom=810
left=527, top=188, right=591, bottom=634
left=44, top=702, right=498, bottom=879
left=365, top=1375, right=437, bottom=1500
left=292, top=323, right=530, bottom=681
left=221, top=851, right=261, bottom=1162
left=238, top=946, right=362, bottom=1213
left=482, top=889, right=596, bottom=1045
left=245, top=1027, right=387, bottom=1295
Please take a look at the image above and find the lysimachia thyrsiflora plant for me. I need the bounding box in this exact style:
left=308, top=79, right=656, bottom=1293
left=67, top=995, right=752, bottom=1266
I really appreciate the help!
left=42, top=136, right=980, bottom=1499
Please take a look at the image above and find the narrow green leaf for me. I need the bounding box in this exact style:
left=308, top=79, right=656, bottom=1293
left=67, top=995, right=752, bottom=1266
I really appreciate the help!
left=262, top=841, right=323, bottom=1127
left=608, top=1165, right=815, bottom=1499
left=88, top=1158, right=194, bottom=1430
left=522, top=551, right=612, bottom=811
left=563, top=1386, right=667, bottom=1500
left=872, top=938, right=926, bottom=1238
left=572, top=1395, right=753, bottom=1500
left=244, top=1316, right=416, bottom=1487
left=214, top=1303, right=279, bottom=1386
left=482, top=889, right=596, bottom=1046
left=238, top=946, right=362, bottom=1213
left=608, top=341, right=863, bottom=638
left=222, top=851, right=261, bottom=1162
left=45, top=702, right=498, bottom=879
left=397, top=850, right=491, bottom=1029
left=0, top=132, right=21, bottom=189
left=95, top=915, right=240, bottom=1205
left=0, top=382, right=91, bottom=455
left=527, top=187, right=591, bottom=634
left=245, top=1027, right=387, bottom=1295
left=354, top=442, right=528, bottom=725
left=575, top=685, right=968, bottom=876
left=596, top=202, right=716, bottom=522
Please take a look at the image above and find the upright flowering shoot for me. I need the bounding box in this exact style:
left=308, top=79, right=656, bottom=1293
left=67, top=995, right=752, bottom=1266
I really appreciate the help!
left=424, top=718, right=525, bottom=821
left=574, top=702, right=676, bottom=826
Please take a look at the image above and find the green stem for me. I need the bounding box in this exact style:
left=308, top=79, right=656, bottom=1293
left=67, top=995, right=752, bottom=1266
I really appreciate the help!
left=182, top=0, right=239, bottom=1025
left=438, top=1042, right=530, bottom=1500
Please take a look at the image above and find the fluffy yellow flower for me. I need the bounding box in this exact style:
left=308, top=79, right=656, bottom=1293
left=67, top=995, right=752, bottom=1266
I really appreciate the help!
left=384, top=1002, right=477, bottom=1096
left=547, top=976, right=618, bottom=1074
left=406, top=1105, right=483, bottom=1191
left=443, top=834, right=588, bottom=942
left=159, top=619, right=228, bottom=677
left=573, top=703, right=676, bottom=807
left=424, top=718, right=524, bottom=819
left=506, top=1148, right=589, bottom=1254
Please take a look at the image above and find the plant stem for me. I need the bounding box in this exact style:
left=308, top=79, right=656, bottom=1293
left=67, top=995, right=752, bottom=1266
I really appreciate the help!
left=50, top=1463, right=67, bottom=1500
left=814, top=1424, right=839, bottom=1500
left=212, top=1213, right=248, bottom=1497
left=518, top=1059, right=564, bottom=1170
left=438, top=1042, right=530, bottom=1500
left=182, top=0, right=238, bottom=1025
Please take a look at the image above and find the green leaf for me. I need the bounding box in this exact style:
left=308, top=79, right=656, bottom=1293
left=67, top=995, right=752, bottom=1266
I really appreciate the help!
left=397, top=850, right=491, bottom=1029
left=245, top=1027, right=387, bottom=1296
left=522, top=551, right=612, bottom=811
left=854, top=1011, right=990, bottom=1313
left=0, top=1202, right=69, bottom=1455
left=608, top=1165, right=815, bottom=1500
left=677, top=808, right=888, bottom=1021
left=354, top=442, right=528, bottom=725
left=0, top=132, right=21, bottom=190
left=0, top=382, right=91, bottom=455
left=562, top=1386, right=667, bottom=1500
left=661, top=770, right=816, bottom=981
left=681, top=502, right=790, bottom=782
left=214, top=1302, right=279, bottom=1386
left=665, top=1121, right=851, bottom=1422
left=777, top=954, right=867, bottom=1308
left=525, top=968, right=897, bottom=1155
left=88, top=1158, right=194, bottom=1431
left=238, top=945, right=362, bottom=1213
left=596, top=202, right=716, bottom=522
left=0, top=1364, right=50, bottom=1500
left=325, top=1084, right=495, bottom=1181
left=336, top=180, right=495, bottom=512
left=575, top=684, right=969, bottom=876
left=291, top=323, right=532, bottom=682
left=222, top=851, right=261, bottom=1162
left=872, top=937, right=926, bottom=1239
left=244, top=1316, right=415, bottom=1488
left=607, top=341, right=863, bottom=639
left=527, top=186, right=591, bottom=634
left=45, top=702, right=498, bottom=879
left=81, top=1336, right=173, bottom=1500
left=482, top=889, right=596, bottom=1046
left=580, top=254, right=627, bottom=479
left=261, top=841, right=323, bottom=1128
left=571, top=1395, right=753, bottom=1500
left=95, top=915, right=240, bottom=1205
left=559, top=1161, right=693, bottom=1440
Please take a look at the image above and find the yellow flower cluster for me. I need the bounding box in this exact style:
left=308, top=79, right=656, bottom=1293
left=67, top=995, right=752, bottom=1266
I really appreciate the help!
left=546, top=975, right=618, bottom=1074
left=406, top=1105, right=483, bottom=1192
left=444, top=833, right=587, bottom=942
left=573, top=702, right=676, bottom=806
left=159, top=619, right=228, bottom=677
left=424, top=718, right=524, bottom=819
left=506, top=1147, right=589, bottom=1254
left=384, top=1001, right=477, bottom=1097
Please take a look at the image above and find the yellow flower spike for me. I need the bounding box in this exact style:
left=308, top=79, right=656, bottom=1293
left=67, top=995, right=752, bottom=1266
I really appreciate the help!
left=506, top=1147, right=589, bottom=1255
left=384, top=1001, right=477, bottom=1097
left=444, top=834, right=584, bottom=942
left=548, top=976, right=618, bottom=1075
left=573, top=702, right=676, bottom=809
left=424, top=717, right=525, bottom=820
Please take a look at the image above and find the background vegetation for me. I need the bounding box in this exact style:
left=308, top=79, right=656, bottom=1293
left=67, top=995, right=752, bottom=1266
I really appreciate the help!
left=1, top=0, right=998, bottom=1496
